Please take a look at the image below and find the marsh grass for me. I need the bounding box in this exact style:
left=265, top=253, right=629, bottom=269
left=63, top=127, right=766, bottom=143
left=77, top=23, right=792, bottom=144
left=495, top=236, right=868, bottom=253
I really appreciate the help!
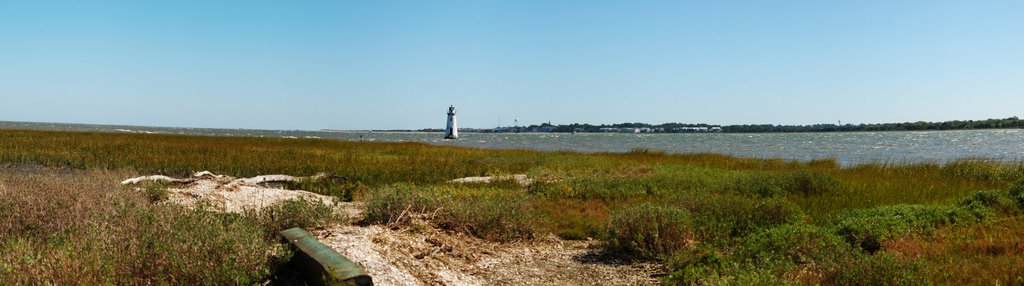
left=733, top=223, right=854, bottom=273
left=282, top=177, right=361, bottom=202
left=536, top=198, right=609, bottom=240
left=365, top=184, right=540, bottom=241
left=942, top=158, right=1024, bottom=182
left=959, top=189, right=1021, bottom=216
left=831, top=189, right=1020, bottom=253
left=3, top=129, right=1024, bottom=284
left=670, top=192, right=805, bottom=241
left=885, top=217, right=1024, bottom=284
left=244, top=198, right=341, bottom=240
left=1010, top=178, right=1024, bottom=207
left=0, top=168, right=339, bottom=284
left=139, top=180, right=170, bottom=202
left=832, top=204, right=984, bottom=253
left=729, top=169, right=844, bottom=197
left=605, top=203, right=696, bottom=260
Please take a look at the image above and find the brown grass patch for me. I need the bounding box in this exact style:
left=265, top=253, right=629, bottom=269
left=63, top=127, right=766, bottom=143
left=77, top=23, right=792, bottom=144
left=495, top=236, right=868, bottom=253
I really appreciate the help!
left=0, top=167, right=337, bottom=284
left=882, top=237, right=949, bottom=259
left=879, top=217, right=1024, bottom=285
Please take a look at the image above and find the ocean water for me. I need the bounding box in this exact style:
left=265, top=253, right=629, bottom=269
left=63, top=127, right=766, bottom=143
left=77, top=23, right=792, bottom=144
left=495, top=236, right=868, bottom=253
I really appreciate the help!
left=336, top=130, right=1024, bottom=165
left=2, top=121, right=1022, bottom=165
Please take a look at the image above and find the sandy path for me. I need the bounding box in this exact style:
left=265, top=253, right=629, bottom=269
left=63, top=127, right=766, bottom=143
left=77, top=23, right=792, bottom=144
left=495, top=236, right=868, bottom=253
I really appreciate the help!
left=315, top=209, right=664, bottom=285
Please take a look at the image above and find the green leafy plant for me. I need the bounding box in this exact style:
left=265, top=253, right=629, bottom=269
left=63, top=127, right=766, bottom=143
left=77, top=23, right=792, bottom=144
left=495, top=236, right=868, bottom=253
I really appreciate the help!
left=605, top=204, right=696, bottom=259
left=832, top=204, right=977, bottom=252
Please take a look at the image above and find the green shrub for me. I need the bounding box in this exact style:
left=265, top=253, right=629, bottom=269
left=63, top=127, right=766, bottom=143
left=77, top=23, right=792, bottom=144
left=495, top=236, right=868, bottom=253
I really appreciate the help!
left=246, top=198, right=339, bottom=239
left=605, top=204, right=696, bottom=259
left=672, top=193, right=805, bottom=240
left=665, top=246, right=788, bottom=286
left=365, top=184, right=539, bottom=241
left=527, top=180, right=578, bottom=198
left=730, top=173, right=787, bottom=197
left=832, top=204, right=977, bottom=252
left=437, top=188, right=540, bottom=241
left=735, top=224, right=854, bottom=266
left=562, top=177, right=660, bottom=200
left=0, top=203, right=277, bottom=285
left=364, top=183, right=439, bottom=226
left=1010, top=178, right=1024, bottom=208
left=142, top=183, right=169, bottom=202
left=959, top=190, right=1020, bottom=216
left=730, top=170, right=843, bottom=197
left=115, top=205, right=277, bottom=285
left=0, top=171, right=348, bottom=284
left=667, top=224, right=859, bottom=285
left=665, top=264, right=785, bottom=286
left=829, top=253, right=930, bottom=286
left=665, top=246, right=726, bottom=281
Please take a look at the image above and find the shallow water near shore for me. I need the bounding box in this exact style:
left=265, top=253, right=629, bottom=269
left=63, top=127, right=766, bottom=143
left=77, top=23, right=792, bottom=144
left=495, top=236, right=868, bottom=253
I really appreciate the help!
left=2, top=121, right=1022, bottom=165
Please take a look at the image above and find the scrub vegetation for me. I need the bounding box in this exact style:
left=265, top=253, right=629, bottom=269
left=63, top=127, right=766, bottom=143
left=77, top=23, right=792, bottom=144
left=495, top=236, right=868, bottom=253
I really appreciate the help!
left=1, top=129, right=1023, bottom=284
left=0, top=169, right=335, bottom=284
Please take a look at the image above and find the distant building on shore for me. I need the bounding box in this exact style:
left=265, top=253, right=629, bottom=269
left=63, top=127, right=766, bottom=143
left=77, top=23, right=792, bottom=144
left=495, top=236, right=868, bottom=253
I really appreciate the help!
left=674, top=127, right=722, bottom=133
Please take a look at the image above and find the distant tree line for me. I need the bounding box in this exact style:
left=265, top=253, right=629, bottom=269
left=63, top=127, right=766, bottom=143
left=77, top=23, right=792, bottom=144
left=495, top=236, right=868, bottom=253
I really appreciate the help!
left=515, top=117, right=1023, bottom=133
left=409, top=117, right=1023, bottom=133
left=522, top=122, right=719, bottom=133
left=722, top=117, right=1023, bottom=133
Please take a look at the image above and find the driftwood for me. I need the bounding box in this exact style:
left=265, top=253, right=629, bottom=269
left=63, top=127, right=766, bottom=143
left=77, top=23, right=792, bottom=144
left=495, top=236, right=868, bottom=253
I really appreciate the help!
left=121, top=171, right=343, bottom=186
left=192, top=171, right=224, bottom=179
left=120, top=175, right=190, bottom=185
left=227, top=172, right=343, bottom=185
left=448, top=174, right=531, bottom=186
left=120, top=171, right=345, bottom=213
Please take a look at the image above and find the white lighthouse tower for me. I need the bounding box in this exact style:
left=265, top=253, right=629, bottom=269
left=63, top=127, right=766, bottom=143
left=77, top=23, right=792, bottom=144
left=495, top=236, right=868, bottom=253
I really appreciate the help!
left=444, top=105, right=459, bottom=139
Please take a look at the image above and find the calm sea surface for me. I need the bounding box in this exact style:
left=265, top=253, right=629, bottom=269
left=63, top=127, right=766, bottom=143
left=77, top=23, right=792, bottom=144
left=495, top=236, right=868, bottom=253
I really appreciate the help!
left=2, top=122, right=1022, bottom=165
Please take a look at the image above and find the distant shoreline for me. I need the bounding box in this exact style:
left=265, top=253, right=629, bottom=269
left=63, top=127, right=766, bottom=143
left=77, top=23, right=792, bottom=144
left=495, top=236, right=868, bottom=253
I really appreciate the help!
left=381, top=128, right=1024, bottom=134
left=2, top=116, right=1021, bottom=135
left=406, top=116, right=1024, bottom=134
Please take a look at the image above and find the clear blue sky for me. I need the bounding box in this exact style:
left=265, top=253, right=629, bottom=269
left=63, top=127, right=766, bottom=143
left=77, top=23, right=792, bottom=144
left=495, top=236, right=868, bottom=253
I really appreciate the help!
left=2, top=1, right=1022, bottom=130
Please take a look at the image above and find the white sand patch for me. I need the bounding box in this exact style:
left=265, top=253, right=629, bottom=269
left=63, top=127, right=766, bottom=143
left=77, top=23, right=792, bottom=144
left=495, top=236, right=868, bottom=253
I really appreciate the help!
left=448, top=174, right=532, bottom=186
left=122, top=171, right=336, bottom=213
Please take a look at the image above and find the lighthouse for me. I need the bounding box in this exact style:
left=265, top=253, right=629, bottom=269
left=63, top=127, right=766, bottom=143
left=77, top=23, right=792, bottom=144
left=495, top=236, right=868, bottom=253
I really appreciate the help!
left=444, top=105, right=459, bottom=139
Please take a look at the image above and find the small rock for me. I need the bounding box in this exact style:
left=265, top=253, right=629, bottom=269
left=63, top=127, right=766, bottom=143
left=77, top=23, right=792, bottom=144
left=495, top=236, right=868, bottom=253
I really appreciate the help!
left=425, top=237, right=443, bottom=246
left=415, top=248, right=437, bottom=259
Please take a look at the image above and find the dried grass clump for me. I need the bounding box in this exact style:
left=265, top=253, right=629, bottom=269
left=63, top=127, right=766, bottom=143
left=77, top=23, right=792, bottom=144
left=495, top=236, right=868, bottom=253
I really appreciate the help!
left=0, top=169, right=339, bottom=284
